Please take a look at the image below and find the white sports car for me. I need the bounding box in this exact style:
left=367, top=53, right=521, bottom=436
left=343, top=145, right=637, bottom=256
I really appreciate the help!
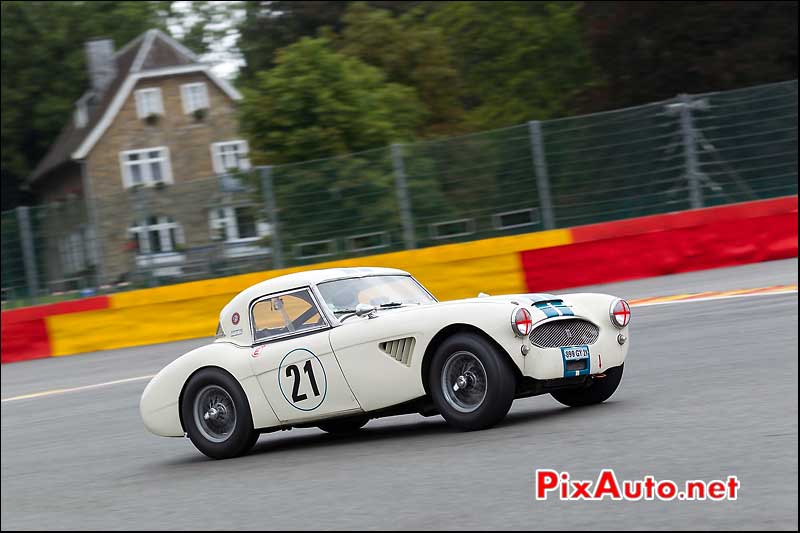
left=140, top=267, right=631, bottom=459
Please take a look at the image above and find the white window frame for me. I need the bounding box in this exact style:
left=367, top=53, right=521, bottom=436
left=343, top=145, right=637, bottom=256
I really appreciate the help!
left=209, top=206, right=269, bottom=243
left=181, top=82, right=210, bottom=114
left=128, top=216, right=185, bottom=255
left=210, top=140, right=251, bottom=174
left=134, top=87, right=164, bottom=119
left=119, top=146, right=174, bottom=188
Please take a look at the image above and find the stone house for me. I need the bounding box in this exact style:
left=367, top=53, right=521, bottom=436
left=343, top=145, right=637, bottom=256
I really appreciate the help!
left=29, top=29, right=270, bottom=290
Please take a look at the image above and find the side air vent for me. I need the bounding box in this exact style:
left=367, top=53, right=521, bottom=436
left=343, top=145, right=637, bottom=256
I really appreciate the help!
left=379, top=337, right=415, bottom=366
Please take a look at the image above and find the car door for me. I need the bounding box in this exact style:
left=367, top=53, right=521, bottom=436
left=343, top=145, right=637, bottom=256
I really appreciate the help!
left=247, top=287, right=362, bottom=423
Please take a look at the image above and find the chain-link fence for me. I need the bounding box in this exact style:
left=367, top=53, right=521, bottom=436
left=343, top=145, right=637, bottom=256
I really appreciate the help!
left=2, top=80, right=797, bottom=308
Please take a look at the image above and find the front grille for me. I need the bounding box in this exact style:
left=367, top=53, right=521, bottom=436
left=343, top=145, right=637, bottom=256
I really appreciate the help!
left=529, top=319, right=599, bottom=348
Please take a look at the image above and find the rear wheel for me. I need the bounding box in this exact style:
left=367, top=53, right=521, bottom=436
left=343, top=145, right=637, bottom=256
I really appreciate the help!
left=429, top=333, right=516, bottom=431
left=550, top=364, right=624, bottom=407
left=317, top=415, right=369, bottom=435
left=181, top=368, right=258, bottom=459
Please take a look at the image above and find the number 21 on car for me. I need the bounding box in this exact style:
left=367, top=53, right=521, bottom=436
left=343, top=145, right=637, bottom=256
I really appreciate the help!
left=247, top=288, right=361, bottom=423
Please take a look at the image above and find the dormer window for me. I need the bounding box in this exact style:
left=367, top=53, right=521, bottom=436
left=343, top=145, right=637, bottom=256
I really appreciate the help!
left=181, top=82, right=209, bottom=114
left=135, top=87, right=164, bottom=119
left=74, top=104, right=88, bottom=128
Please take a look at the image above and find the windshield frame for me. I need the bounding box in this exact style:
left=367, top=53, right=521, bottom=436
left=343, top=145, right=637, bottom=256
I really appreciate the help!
left=315, top=274, right=437, bottom=324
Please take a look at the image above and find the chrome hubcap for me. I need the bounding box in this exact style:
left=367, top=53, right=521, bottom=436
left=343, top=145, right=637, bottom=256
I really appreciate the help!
left=194, top=385, right=236, bottom=443
left=441, top=351, right=487, bottom=413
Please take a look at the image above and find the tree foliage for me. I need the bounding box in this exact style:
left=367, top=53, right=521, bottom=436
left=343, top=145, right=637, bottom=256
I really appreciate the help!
left=236, top=1, right=423, bottom=84
left=428, top=1, right=598, bottom=129
left=579, top=1, right=799, bottom=110
left=334, top=2, right=464, bottom=136
left=240, top=37, right=424, bottom=164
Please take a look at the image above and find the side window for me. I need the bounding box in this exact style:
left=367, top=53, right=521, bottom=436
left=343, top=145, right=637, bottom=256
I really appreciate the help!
left=251, top=289, right=325, bottom=342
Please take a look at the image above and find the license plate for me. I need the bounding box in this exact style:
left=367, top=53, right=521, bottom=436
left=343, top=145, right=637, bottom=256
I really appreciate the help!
left=561, top=345, right=590, bottom=360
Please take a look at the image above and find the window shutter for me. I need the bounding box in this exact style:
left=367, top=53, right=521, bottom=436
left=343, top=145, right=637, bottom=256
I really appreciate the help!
left=238, top=141, right=251, bottom=170
left=135, top=90, right=146, bottom=119
left=152, top=89, right=164, bottom=115
left=211, top=144, right=224, bottom=174
left=181, top=84, right=191, bottom=115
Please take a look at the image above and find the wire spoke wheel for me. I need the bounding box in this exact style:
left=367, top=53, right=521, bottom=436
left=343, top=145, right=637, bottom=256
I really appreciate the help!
left=193, top=385, right=237, bottom=443
left=441, top=350, right=488, bottom=413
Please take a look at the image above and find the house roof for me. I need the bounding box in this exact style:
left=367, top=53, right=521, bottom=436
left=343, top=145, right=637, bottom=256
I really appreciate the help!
left=30, top=29, right=242, bottom=184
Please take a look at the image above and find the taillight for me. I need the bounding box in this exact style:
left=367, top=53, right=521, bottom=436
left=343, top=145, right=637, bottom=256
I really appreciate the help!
left=511, top=307, right=533, bottom=337
left=610, top=299, right=631, bottom=328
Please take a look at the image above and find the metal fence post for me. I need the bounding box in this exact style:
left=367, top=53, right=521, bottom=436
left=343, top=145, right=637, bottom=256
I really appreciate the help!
left=528, top=121, right=555, bottom=229
left=678, top=93, right=704, bottom=209
left=16, top=206, right=39, bottom=299
left=260, top=166, right=284, bottom=269
left=391, top=143, right=416, bottom=249
left=80, top=161, right=105, bottom=287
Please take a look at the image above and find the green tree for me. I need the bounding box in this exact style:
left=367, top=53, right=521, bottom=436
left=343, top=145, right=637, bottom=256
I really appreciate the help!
left=239, top=37, right=426, bottom=256
left=578, top=1, right=799, bottom=110
left=334, top=2, right=464, bottom=136
left=429, top=1, right=599, bottom=129
left=236, top=1, right=425, bottom=85
left=240, top=37, right=424, bottom=163
left=172, top=1, right=240, bottom=56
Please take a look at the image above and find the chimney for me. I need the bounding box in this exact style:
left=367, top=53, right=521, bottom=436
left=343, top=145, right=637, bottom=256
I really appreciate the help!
left=85, top=38, right=116, bottom=94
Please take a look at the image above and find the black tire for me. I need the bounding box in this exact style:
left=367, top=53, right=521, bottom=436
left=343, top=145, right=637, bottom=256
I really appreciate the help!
left=550, top=364, right=624, bottom=407
left=429, top=332, right=516, bottom=431
left=317, top=415, right=369, bottom=435
left=181, top=368, right=258, bottom=460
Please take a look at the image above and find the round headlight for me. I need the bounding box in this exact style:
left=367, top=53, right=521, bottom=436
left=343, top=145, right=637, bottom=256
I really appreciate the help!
left=610, top=298, right=631, bottom=328
left=511, top=307, right=533, bottom=337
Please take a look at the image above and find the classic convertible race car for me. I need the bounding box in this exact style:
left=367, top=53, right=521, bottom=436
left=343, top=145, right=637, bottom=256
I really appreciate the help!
left=140, top=267, right=631, bottom=459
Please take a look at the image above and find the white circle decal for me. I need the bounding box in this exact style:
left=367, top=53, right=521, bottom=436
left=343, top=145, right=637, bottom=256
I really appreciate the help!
left=278, top=349, right=327, bottom=411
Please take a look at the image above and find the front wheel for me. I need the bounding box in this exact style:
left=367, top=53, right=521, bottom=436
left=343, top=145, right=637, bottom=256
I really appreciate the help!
left=550, top=364, right=624, bottom=407
left=429, top=333, right=516, bottom=431
left=181, top=368, right=258, bottom=459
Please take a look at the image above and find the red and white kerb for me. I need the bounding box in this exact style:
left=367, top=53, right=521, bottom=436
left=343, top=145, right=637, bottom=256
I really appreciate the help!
left=512, top=307, right=533, bottom=337
left=610, top=299, right=631, bottom=328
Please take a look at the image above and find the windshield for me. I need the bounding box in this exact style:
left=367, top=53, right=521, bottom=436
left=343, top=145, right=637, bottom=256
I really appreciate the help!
left=317, top=275, right=436, bottom=315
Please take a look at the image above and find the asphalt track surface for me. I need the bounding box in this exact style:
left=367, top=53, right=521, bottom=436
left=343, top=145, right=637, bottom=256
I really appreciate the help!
left=1, top=259, right=797, bottom=530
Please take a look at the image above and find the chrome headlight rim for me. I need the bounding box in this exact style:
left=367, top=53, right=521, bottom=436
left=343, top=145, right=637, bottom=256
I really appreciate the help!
left=609, top=298, right=631, bottom=329
left=511, top=306, right=533, bottom=337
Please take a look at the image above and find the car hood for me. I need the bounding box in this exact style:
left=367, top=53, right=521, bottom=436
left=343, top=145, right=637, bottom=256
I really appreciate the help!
left=457, top=293, right=560, bottom=305
left=380, top=292, right=576, bottom=316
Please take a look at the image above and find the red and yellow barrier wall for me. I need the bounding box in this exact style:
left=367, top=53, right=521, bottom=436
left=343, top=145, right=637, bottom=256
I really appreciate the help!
left=2, top=195, right=797, bottom=363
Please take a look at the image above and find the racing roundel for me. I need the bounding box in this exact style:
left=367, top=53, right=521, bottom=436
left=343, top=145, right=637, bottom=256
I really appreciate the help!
left=232, top=312, right=240, bottom=325
left=278, top=349, right=328, bottom=411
